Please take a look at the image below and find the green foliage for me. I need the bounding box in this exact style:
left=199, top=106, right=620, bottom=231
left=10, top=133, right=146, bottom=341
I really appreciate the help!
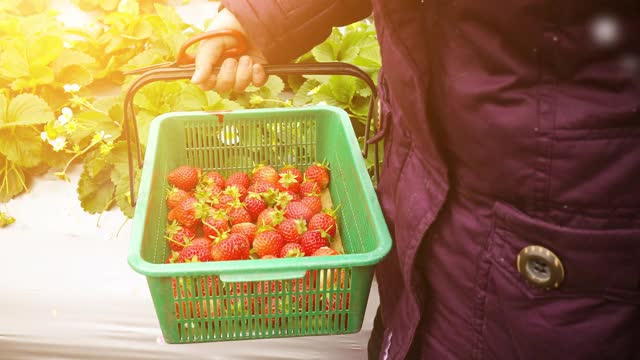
left=0, top=1, right=382, bottom=219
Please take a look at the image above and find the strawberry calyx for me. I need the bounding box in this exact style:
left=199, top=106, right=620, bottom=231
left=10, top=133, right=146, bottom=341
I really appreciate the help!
left=278, top=171, right=299, bottom=189
left=273, top=191, right=294, bottom=210
left=211, top=230, right=231, bottom=245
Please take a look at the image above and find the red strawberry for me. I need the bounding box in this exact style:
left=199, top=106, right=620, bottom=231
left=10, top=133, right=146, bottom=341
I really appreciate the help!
left=166, top=221, right=197, bottom=251
left=276, top=218, right=307, bottom=244
left=202, top=210, right=230, bottom=239
left=168, top=165, right=199, bottom=192
left=249, top=181, right=277, bottom=194
left=253, top=230, right=285, bottom=258
left=231, top=222, right=258, bottom=245
left=190, top=237, right=211, bottom=248
left=304, top=162, right=330, bottom=190
left=312, top=246, right=339, bottom=256
left=261, top=255, right=277, bottom=260
left=227, top=202, right=252, bottom=225
left=252, top=165, right=279, bottom=185
left=279, top=242, right=305, bottom=258
left=244, top=192, right=266, bottom=221
left=308, top=211, right=337, bottom=238
left=178, top=237, right=212, bottom=262
left=175, top=196, right=209, bottom=228
left=204, top=171, right=226, bottom=189
left=167, top=207, right=178, bottom=222
left=284, top=201, right=314, bottom=223
left=166, top=187, right=190, bottom=209
left=300, top=230, right=330, bottom=256
left=280, top=165, right=303, bottom=184
left=301, top=195, right=323, bottom=215
left=227, top=172, right=250, bottom=189
left=300, top=179, right=321, bottom=197
left=213, top=193, right=236, bottom=210
left=256, top=208, right=285, bottom=227
left=286, top=190, right=301, bottom=201
left=211, top=233, right=250, bottom=261
left=278, top=171, right=300, bottom=194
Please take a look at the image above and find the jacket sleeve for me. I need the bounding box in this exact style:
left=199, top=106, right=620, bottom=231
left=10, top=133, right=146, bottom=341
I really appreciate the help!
left=221, top=0, right=372, bottom=63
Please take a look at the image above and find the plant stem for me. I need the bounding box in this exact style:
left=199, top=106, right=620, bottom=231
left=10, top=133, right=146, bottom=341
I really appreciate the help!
left=58, top=139, right=102, bottom=177
left=116, top=217, right=130, bottom=238
left=11, top=162, right=28, bottom=193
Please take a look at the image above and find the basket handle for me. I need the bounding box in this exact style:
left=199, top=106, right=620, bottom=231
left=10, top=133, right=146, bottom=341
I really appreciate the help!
left=123, top=62, right=381, bottom=207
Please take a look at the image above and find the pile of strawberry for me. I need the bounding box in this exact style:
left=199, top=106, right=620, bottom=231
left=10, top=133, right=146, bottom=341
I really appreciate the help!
left=164, top=162, right=341, bottom=264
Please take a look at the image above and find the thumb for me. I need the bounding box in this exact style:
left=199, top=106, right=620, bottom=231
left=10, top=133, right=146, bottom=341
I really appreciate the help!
left=192, top=37, right=225, bottom=85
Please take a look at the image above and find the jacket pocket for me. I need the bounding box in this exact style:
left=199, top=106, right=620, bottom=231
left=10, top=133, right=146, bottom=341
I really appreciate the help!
left=476, top=201, right=640, bottom=360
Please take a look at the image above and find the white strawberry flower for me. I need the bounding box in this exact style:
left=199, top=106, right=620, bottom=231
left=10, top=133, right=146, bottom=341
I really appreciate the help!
left=63, top=84, right=81, bottom=93
left=50, top=136, right=67, bottom=152
left=57, top=107, right=73, bottom=125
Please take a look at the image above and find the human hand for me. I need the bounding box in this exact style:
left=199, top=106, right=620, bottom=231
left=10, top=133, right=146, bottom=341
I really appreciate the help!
left=191, top=8, right=268, bottom=93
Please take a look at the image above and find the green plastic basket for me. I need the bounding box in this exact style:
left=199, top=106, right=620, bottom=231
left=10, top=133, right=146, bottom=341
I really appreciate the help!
left=128, top=105, right=392, bottom=343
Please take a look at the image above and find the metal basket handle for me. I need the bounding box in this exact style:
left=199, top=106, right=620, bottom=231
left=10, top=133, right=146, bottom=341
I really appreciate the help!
left=123, top=62, right=382, bottom=206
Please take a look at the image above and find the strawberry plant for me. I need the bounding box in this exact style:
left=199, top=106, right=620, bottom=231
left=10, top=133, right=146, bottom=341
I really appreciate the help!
left=0, top=1, right=381, bottom=223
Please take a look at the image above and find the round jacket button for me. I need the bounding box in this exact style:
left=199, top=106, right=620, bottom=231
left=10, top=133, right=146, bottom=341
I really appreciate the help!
left=517, top=245, right=565, bottom=290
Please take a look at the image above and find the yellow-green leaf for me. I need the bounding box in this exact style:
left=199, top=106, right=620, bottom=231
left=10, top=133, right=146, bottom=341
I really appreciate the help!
left=28, top=35, right=64, bottom=67
left=0, top=127, right=44, bottom=168
left=1, top=93, right=53, bottom=127
left=57, top=64, right=93, bottom=87
left=72, top=110, right=121, bottom=144
left=28, top=64, right=55, bottom=86
left=0, top=156, right=28, bottom=202
left=0, top=45, right=30, bottom=79
left=77, top=167, right=115, bottom=214
left=52, top=49, right=97, bottom=73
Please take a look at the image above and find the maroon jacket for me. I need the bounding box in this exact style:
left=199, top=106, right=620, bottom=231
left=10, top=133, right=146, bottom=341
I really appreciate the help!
left=223, top=0, right=640, bottom=359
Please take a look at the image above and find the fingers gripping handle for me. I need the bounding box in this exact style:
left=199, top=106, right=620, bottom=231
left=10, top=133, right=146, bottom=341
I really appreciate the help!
left=123, top=62, right=380, bottom=207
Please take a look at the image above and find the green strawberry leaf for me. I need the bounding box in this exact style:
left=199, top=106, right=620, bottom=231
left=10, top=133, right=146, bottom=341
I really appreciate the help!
left=121, top=48, right=169, bottom=72
left=313, top=83, right=342, bottom=107
left=204, top=92, right=243, bottom=111
left=0, top=45, right=30, bottom=79
left=329, top=76, right=356, bottom=105
left=71, top=110, right=121, bottom=145
left=263, top=75, right=285, bottom=98
left=28, top=35, right=64, bottom=67
left=349, top=95, right=370, bottom=117
left=57, top=64, right=94, bottom=87
left=311, top=41, right=337, bottom=62
left=78, top=167, right=115, bottom=214
left=52, top=49, right=97, bottom=74
left=0, top=126, right=44, bottom=168
left=111, top=164, right=139, bottom=219
left=293, top=79, right=320, bottom=107
left=0, top=93, right=54, bottom=127
left=0, top=155, right=28, bottom=202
